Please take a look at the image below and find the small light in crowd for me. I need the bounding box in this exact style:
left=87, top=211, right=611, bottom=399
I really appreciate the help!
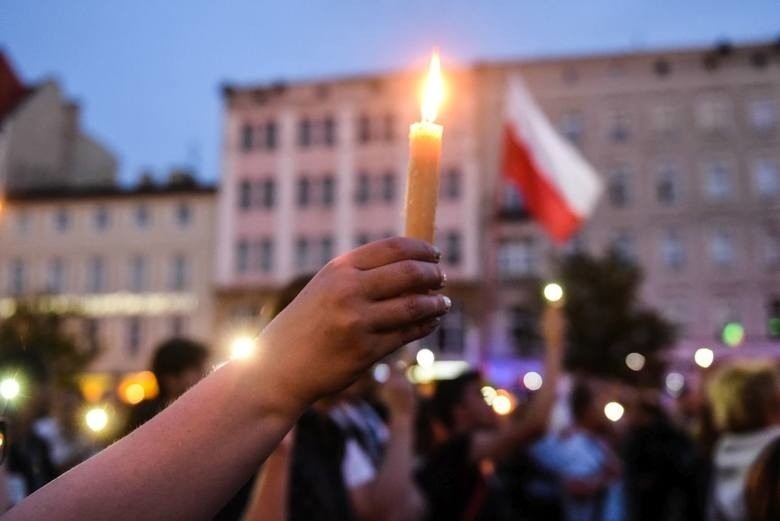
left=85, top=407, right=109, bottom=433
left=124, top=383, right=146, bottom=405
left=604, top=401, right=625, bottom=422
left=0, top=432, right=4, bottom=448
left=0, top=377, right=20, bottom=401
left=373, top=363, right=390, bottom=384
left=694, top=347, right=714, bottom=369
left=543, top=283, right=564, bottom=304
left=721, top=322, right=745, bottom=348
left=230, top=336, right=255, bottom=360
left=625, top=352, right=646, bottom=372
left=523, top=371, right=543, bottom=391
left=481, top=385, right=498, bottom=405
left=665, top=372, right=685, bottom=395
left=416, top=348, right=435, bottom=368
left=492, top=391, right=514, bottom=415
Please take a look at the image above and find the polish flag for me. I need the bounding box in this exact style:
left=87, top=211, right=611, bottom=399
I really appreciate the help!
left=502, top=75, right=603, bottom=243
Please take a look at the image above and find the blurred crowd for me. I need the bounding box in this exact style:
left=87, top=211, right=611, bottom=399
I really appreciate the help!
left=1, top=276, right=779, bottom=520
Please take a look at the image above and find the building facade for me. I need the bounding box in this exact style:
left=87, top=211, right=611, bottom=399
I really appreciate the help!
left=217, top=40, right=780, bottom=369
left=0, top=181, right=217, bottom=372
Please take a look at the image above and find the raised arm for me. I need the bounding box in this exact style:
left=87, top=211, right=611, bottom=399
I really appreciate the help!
left=470, top=304, right=565, bottom=461
left=3, top=238, right=450, bottom=521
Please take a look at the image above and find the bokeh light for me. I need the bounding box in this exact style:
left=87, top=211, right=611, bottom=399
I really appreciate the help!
left=481, top=385, right=497, bottom=405
left=665, top=372, right=685, bottom=395
left=694, top=347, right=714, bottom=369
left=85, top=407, right=109, bottom=433
left=230, top=336, right=255, bottom=360
left=372, top=363, right=390, bottom=383
left=625, top=352, right=646, bottom=372
left=543, top=283, right=564, bottom=303
left=721, top=322, right=744, bottom=347
left=416, top=348, right=435, bottom=368
left=604, top=401, right=625, bottom=422
left=492, top=392, right=514, bottom=415
left=0, top=377, right=20, bottom=401
left=523, top=371, right=543, bottom=391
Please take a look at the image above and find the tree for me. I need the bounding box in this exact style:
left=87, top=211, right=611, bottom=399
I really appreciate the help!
left=560, top=252, right=676, bottom=385
left=0, top=300, right=99, bottom=386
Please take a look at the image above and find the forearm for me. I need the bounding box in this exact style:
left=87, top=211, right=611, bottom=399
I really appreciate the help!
left=3, top=361, right=303, bottom=521
left=243, top=445, right=292, bottom=521
left=368, top=417, right=424, bottom=521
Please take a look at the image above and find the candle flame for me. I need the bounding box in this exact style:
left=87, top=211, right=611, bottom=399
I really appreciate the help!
left=421, top=51, right=444, bottom=123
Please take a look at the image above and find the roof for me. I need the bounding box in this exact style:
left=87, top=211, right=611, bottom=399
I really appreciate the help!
left=5, top=182, right=217, bottom=203
left=0, top=51, right=31, bottom=122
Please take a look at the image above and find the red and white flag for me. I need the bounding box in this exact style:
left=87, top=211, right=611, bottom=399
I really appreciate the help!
left=502, top=75, right=603, bottom=243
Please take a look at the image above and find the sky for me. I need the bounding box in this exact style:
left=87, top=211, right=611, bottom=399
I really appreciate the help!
left=0, top=1, right=777, bottom=185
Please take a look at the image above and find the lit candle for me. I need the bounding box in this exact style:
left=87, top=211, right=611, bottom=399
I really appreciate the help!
left=404, top=52, right=444, bottom=243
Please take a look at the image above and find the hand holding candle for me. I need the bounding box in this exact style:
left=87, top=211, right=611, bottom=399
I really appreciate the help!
left=404, top=52, right=444, bottom=243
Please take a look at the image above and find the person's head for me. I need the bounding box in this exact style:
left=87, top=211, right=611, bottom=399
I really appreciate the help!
left=707, top=362, right=780, bottom=434
left=745, top=437, right=780, bottom=521
left=151, top=338, right=209, bottom=399
left=570, top=379, right=607, bottom=431
left=431, top=371, right=497, bottom=434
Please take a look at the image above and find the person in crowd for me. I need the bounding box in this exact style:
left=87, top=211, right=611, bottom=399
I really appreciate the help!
left=33, top=382, right=99, bottom=475
left=417, top=304, right=564, bottom=521
left=0, top=238, right=448, bottom=520
left=124, top=336, right=209, bottom=433
left=707, top=362, right=780, bottom=521
left=744, top=437, right=780, bottom=521
left=622, top=396, right=702, bottom=521
left=244, top=273, right=428, bottom=521
left=532, top=379, right=624, bottom=521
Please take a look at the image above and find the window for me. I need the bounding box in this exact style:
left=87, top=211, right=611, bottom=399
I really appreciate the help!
left=753, top=159, right=779, bottom=198
left=322, top=175, right=336, bottom=207
left=607, top=170, right=630, bottom=208
left=238, top=181, right=252, bottom=211
left=54, top=208, right=70, bottom=232
left=650, top=104, right=678, bottom=136
left=15, top=212, right=30, bottom=236
left=87, top=256, right=106, bottom=293
left=428, top=303, right=465, bottom=354
left=606, top=108, right=631, bottom=143
left=711, top=229, right=735, bottom=267
left=660, top=229, right=685, bottom=270
left=704, top=160, right=733, bottom=201
left=94, top=206, right=109, bottom=231
left=610, top=231, right=636, bottom=263
left=383, top=113, right=395, bottom=141
left=298, top=118, right=312, bottom=147
left=257, top=238, right=274, bottom=273
left=236, top=240, right=250, bottom=274
left=127, top=317, right=142, bottom=356
left=47, top=257, right=66, bottom=293
left=509, top=306, right=541, bottom=357
left=261, top=178, right=276, bottom=208
left=443, top=168, right=462, bottom=200
left=656, top=162, right=680, bottom=205
left=355, top=233, right=370, bottom=247
left=749, top=99, right=777, bottom=132
left=380, top=172, right=395, bottom=203
left=320, top=236, right=334, bottom=266
left=323, top=116, right=336, bottom=146
left=498, top=239, right=536, bottom=276
left=170, top=255, right=189, bottom=291
left=696, top=96, right=731, bottom=133
left=295, top=237, right=309, bottom=270
left=9, top=259, right=24, bottom=295
left=176, top=202, right=192, bottom=227
left=129, top=256, right=146, bottom=292
left=297, top=176, right=311, bottom=207
left=240, top=123, right=253, bottom=151
left=357, top=114, right=371, bottom=143
left=560, top=111, right=584, bottom=144
left=264, top=120, right=277, bottom=150
left=502, top=183, right=525, bottom=214
left=444, top=231, right=462, bottom=266
left=135, top=204, right=150, bottom=228
left=355, top=172, right=370, bottom=204
left=171, top=316, right=186, bottom=337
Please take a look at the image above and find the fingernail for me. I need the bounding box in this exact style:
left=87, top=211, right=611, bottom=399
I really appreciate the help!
left=432, top=246, right=442, bottom=262
left=439, top=270, right=448, bottom=289
left=441, top=295, right=452, bottom=311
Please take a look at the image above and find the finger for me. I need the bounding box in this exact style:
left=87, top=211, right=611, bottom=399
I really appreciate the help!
left=376, top=317, right=443, bottom=356
left=348, top=237, right=440, bottom=271
left=360, top=260, right=446, bottom=300
left=368, top=294, right=451, bottom=331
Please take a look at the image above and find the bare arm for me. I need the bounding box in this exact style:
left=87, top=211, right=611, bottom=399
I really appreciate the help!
left=3, top=238, right=449, bottom=521
left=470, top=305, right=565, bottom=462
left=243, top=430, right=295, bottom=521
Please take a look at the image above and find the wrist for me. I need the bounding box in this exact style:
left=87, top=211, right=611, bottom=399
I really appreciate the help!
left=233, top=357, right=309, bottom=425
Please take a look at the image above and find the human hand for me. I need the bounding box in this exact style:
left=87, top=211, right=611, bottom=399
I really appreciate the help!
left=540, top=305, right=566, bottom=355
left=255, top=238, right=449, bottom=413
left=380, top=367, right=417, bottom=420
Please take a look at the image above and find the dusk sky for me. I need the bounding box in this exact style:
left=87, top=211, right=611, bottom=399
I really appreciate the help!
left=1, top=1, right=777, bottom=185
